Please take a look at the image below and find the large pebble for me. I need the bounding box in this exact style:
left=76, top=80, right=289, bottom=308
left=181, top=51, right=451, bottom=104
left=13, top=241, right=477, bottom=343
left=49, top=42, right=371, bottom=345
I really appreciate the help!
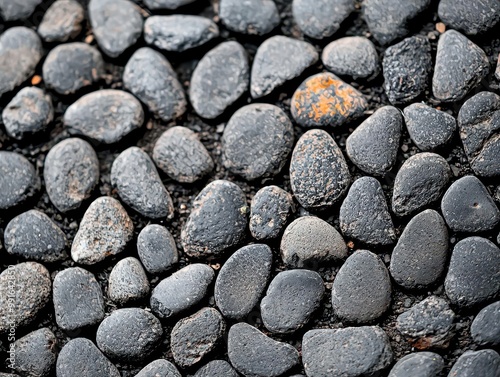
left=38, top=0, right=85, bottom=42
left=44, top=138, right=99, bottom=213
left=190, top=41, right=249, bottom=119
left=220, top=0, right=279, bottom=35
left=111, top=147, right=174, bottom=219
left=438, top=0, right=500, bottom=35
left=10, top=328, right=57, bottom=377
left=251, top=36, right=318, bottom=98
left=0, top=151, right=39, bottom=209
left=64, top=89, right=144, bottom=144
left=228, top=323, right=299, bottom=377
left=137, top=224, right=178, bottom=275
left=471, top=301, right=500, bottom=346
left=222, top=104, right=294, bottom=180
left=448, top=349, right=500, bottom=377
left=136, top=360, right=181, bottom=377
left=0, top=0, right=41, bottom=21
left=71, top=197, right=134, bottom=264
left=290, top=129, right=351, bottom=210
left=388, top=352, right=444, bottom=377
left=181, top=180, right=248, bottom=258
left=194, top=360, right=238, bottom=377
left=214, top=244, right=272, bottom=320
left=108, top=257, right=150, bottom=305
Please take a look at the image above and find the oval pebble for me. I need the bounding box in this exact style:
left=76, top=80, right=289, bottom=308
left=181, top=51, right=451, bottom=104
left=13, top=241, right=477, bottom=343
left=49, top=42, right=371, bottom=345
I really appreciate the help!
left=10, top=328, right=57, bottom=377
left=194, top=360, right=238, bottom=377
left=220, top=0, right=279, bottom=35
left=137, top=224, right=178, bottom=275
left=108, top=257, right=150, bottom=305
left=471, top=301, right=500, bottom=346
left=0, top=0, right=41, bottom=21
left=136, top=360, right=181, bottom=377
left=448, top=349, right=500, bottom=377
left=38, top=0, right=85, bottom=42
left=388, top=352, right=444, bottom=377
left=438, top=0, right=500, bottom=35
left=0, top=151, right=39, bottom=210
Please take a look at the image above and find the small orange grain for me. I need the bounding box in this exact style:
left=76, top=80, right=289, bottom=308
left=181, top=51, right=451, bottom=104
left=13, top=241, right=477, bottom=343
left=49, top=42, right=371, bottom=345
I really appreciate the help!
left=436, top=22, right=446, bottom=33
left=31, top=75, right=42, bottom=85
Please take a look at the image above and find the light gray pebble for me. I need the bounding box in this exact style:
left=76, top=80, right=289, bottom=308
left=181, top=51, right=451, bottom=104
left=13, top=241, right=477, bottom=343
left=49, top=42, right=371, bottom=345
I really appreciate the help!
left=11, top=328, right=57, bottom=377
left=137, top=224, right=178, bottom=275
left=448, top=349, right=500, bottom=377
left=438, top=0, right=500, bottom=35
left=193, top=360, right=239, bottom=377
left=108, top=257, right=150, bottom=305
left=388, top=352, right=444, bottom=377
left=136, top=360, right=181, bottom=377
left=143, top=0, right=196, bottom=10
left=38, top=0, right=85, bottom=42
left=0, top=0, right=41, bottom=20
left=471, top=301, right=500, bottom=346
left=220, top=0, right=280, bottom=35
left=0, top=151, right=39, bottom=209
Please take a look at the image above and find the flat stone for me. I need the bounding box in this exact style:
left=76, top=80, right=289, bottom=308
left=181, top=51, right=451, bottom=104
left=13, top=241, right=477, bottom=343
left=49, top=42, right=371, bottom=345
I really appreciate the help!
left=222, top=104, right=294, bottom=180
left=438, top=0, right=500, bottom=35
left=290, top=129, right=351, bottom=210
left=193, top=360, right=238, bottom=377
left=339, top=176, right=396, bottom=245
left=38, top=0, right=85, bottom=42
left=136, top=360, right=181, bottom=377
left=111, top=146, right=174, bottom=219
left=143, top=0, right=196, bottom=10
left=388, top=352, right=444, bottom=377
left=214, top=244, right=272, bottom=320
left=432, top=30, right=489, bottom=102
left=71, top=197, right=134, bottom=264
left=471, top=301, right=500, bottom=346
left=44, top=138, right=99, bottom=213
left=0, top=0, right=41, bottom=20
left=137, top=224, right=178, bottom=275
left=10, top=328, right=57, bottom=377
left=108, top=257, right=150, bottom=305
left=251, top=36, right=318, bottom=98
left=220, top=0, right=280, bottom=35
left=291, top=72, right=367, bottom=128
left=190, top=41, right=249, bottom=119
left=448, top=349, right=500, bottom=377
left=64, top=89, right=144, bottom=144
left=123, top=47, right=186, bottom=122
left=0, top=151, right=39, bottom=209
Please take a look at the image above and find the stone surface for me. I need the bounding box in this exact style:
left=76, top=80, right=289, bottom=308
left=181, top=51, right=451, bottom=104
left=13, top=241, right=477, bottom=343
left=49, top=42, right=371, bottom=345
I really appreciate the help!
left=471, top=301, right=500, bottom=346
left=193, top=360, right=239, bottom=377
left=448, top=349, right=500, bottom=377
left=11, top=328, right=57, bottom=377
left=108, top=257, right=150, bottom=305
left=0, top=0, right=41, bottom=20
left=388, top=352, right=444, bottom=377
left=38, top=0, right=85, bottom=42
left=136, top=360, right=181, bottom=377
left=0, top=151, right=39, bottom=209
left=438, top=0, right=500, bottom=35
left=143, top=0, right=196, bottom=9
left=220, top=0, right=280, bottom=35
left=137, top=224, right=178, bottom=275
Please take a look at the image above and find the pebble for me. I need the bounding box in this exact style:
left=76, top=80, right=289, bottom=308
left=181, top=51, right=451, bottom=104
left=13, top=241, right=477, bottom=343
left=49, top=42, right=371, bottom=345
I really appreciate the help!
left=471, top=301, right=500, bottom=346
left=89, top=0, right=143, bottom=58
left=123, top=47, right=186, bottom=122
left=383, top=36, right=432, bottom=104
left=339, top=176, right=396, bottom=245
left=438, top=0, right=500, bottom=35
left=219, top=0, right=279, bottom=35
left=56, top=338, right=120, bottom=377
left=346, top=106, right=402, bottom=176
left=0, top=262, right=51, bottom=333
left=363, top=0, right=430, bottom=45
left=108, top=257, right=150, bottom=305
left=64, top=89, right=144, bottom=144
left=261, top=269, right=324, bottom=333
left=194, top=360, right=239, bottom=377
left=136, top=360, right=181, bottom=377
left=388, top=352, right=444, bottom=377
left=143, top=0, right=196, bottom=10
left=222, top=104, right=294, bottom=180
left=322, top=36, right=379, bottom=79
left=302, top=326, right=393, bottom=376
left=111, top=147, right=174, bottom=219
left=291, top=72, right=367, bottom=128
left=293, top=0, right=354, bottom=39
left=190, top=41, right=249, bottom=119
left=10, top=328, right=57, bottom=377
left=441, top=175, right=500, bottom=232
left=153, top=126, right=214, bottom=183
left=251, top=36, right=318, bottom=98
left=43, top=138, right=99, bottom=213
left=2, top=87, right=53, bottom=140
left=53, top=267, right=105, bottom=332
left=249, top=186, right=294, bottom=240
left=332, top=250, right=392, bottom=323
left=171, top=307, right=225, bottom=367
left=432, top=30, right=489, bottom=102
left=96, top=308, right=162, bottom=361
left=181, top=180, right=248, bottom=258
left=150, top=264, right=214, bottom=319
left=290, top=129, right=351, bottom=210
left=0, top=27, right=43, bottom=98
left=137, top=224, right=178, bottom=275
left=145, top=15, right=218, bottom=52
left=38, top=0, right=85, bottom=42
left=448, top=349, right=500, bottom=377
left=0, top=151, right=39, bottom=209
left=392, top=152, right=452, bottom=217
left=281, top=216, right=348, bottom=268
left=390, top=209, right=448, bottom=289
left=227, top=323, right=299, bottom=377
left=0, top=0, right=40, bottom=20
left=71, top=197, right=134, bottom=264
left=4, top=209, right=67, bottom=262
left=214, top=244, right=272, bottom=320
left=457, top=91, right=500, bottom=177
left=403, top=103, right=456, bottom=151
left=445, top=237, right=500, bottom=308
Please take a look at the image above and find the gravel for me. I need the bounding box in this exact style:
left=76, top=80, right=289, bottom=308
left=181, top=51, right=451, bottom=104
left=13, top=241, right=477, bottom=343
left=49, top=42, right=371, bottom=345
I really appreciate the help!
left=0, top=0, right=41, bottom=21
left=137, top=224, right=179, bottom=275
left=219, top=0, right=280, bottom=35
left=193, top=360, right=239, bottom=377
left=388, top=352, right=444, bottom=377
left=471, top=301, right=500, bottom=347
left=38, top=0, right=85, bottom=42
left=135, top=360, right=181, bottom=377
left=10, top=328, right=57, bottom=377
left=438, top=0, right=500, bottom=35
left=448, top=349, right=500, bottom=377
left=108, top=257, right=150, bottom=305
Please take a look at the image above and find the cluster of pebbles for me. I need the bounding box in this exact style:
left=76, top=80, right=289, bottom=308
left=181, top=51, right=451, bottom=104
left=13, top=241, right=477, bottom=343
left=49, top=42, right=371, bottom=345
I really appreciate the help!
left=0, top=0, right=500, bottom=376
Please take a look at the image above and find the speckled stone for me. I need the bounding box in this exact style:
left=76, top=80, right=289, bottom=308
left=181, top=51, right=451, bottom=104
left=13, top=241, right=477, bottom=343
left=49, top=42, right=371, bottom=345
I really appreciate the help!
left=438, top=0, right=500, bottom=35
left=219, top=0, right=280, bottom=35
left=448, top=349, right=500, bottom=377
left=108, top=257, right=150, bottom=305
left=0, top=0, right=41, bottom=20
left=136, top=360, right=181, bottom=377
left=137, top=224, right=178, bottom=275
left=193, top=360, right=239, bottom=377
left=388, top=352, right=444, bottom=377
left=38, top=0, right=85, bottom=42
left=10, top=328, right=57, bottom=377
left=471, top=301, right=500, bottom=346
left=144, top=0, right=196, bottom=9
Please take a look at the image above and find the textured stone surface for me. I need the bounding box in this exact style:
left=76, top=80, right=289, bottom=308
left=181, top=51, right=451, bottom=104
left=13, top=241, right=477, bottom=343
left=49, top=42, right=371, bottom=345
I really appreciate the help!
left=136, top=360, right=181, bottom=377
left=38, top=0, right=85, bottom=42
left=471, top=301, right=500, bottom=346
left=438, top=0, right=500, bottom=35
left=388, top=352, right=444, bottom=377
left=193, top=360, right=239, bottom=377
left=10, top=328, right=57, bottom=377
left=219, top=0, right=280, bottom=35
left=0, top=151, right=39, bottom=209
left=448, top=349, right=500, bottom=377
left=143, top=0, right=196, bottom=10
left=108, top=257, right=150, bottom=305
left=0, top=0, right=41, bottom=21
left=137, top=224, right=178, bottom=275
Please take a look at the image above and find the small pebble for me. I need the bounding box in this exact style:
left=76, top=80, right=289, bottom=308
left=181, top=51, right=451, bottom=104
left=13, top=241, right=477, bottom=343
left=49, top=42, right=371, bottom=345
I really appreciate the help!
left=143, top=0, right=196, bottom=10
left=136, top=360, right=181, bottom=377
left=388, top=352, right=444, bottom=377
left=438, top=0, right=500, bottom=35
left=193, top=360, right=239, bottom=377
left=10, top=328, right=57, bottom=377
left=0, top=151, right=39, bottom=209
left=137, top=224, right=178, bottom=275
left=219, top=0, right=280, bottom=35
left=38, top=0, right=85, bottom=42
left=108, top=257, right=150, bottom=305
left=471, top=301, right=500, bottom=346
left=448, top=349, right=500, bottom=377
left=0, top=0, right=41, bottom=20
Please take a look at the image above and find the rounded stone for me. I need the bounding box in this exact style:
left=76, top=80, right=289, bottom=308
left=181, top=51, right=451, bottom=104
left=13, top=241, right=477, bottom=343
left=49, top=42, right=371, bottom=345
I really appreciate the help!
left=219, top=0, right=280, bottom=35
left=0, top=0, right=41, bottom=21
left=388, top=352, right=444, bottom=377
left=448, top=349, right=500, bottom=377
left=136, top=360, right=181, bottom=377
left=143, top=0, right=196, bottom=10
left=194, top=360, right=239, bottom=377
left=0, top=151, right=39, bottom=210
left=438, top=0, right=500, bottom=35
left=137, top=224, right=178, bottom=275
left=108, top=257, right=150, bottom=305
left=38, top=0, right=85, bottom=42
left=10, top=328, right=57, bottom=377
left=471, top=301, right=500, bottom=346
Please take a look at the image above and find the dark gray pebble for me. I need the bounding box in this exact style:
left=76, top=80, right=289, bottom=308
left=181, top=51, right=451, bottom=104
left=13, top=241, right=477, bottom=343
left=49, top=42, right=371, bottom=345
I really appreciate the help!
left=0, top=0, right=41, bottom=20
left=11, top=328, right=57, bottom=377
left=228, top=323, right=299, bottom=377
left=38, top=0, right=85, bottom=42
left=448, top=349, right=500, bottom=377
left=193, top=360, right=238, bottom=377
left=438, top=0, right=500, bottom=35
left=136, top=360, right=181, bottom=377
left=0, top=151, right=39, bottom=209
left=143, top=0, right=196, bottom=10
left=137, top=224, right=178, bottom=275
left=471, top=301, right=500, bottom=346
left=220, top=0, right=279, bottom=35
left=388, top=352, right=444, bottom=377
left=108, top=257, right=150, bottom=305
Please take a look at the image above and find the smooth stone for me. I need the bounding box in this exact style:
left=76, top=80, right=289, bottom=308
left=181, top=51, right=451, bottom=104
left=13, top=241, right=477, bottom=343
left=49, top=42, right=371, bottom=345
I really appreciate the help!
left=143, top=0, right=196, bottom=10
left=214, top=244, right=272, bottom=320
left=0, top=151, right=39, bottom=209
left=137, top=224, right=178, bottom=275
left=4, top=209, right=67, bottom=262
left=136, top=360, right=181, bottom=377
left=190, top=41, right=249, bottom=119
left=38, top=0, right=85, bottom=42
left=390, top=209, right=448, bottom=289
left=111, top=147, right=174, bottom=219
left=228, top=323, right=299, bottom=377
left=281, top=216, right=348, bottom=268
left=392, top=152, right=452, bottom=217
left=220, top=0, right=280, bottom=35
left=339, top=176, right=396, bottom=245
left=441, top=175, right=500, bottom=232
left=108, top=257, right=150, bottom=305
left=388, top=352, right=444, bottom=377
left=150, top=264, right=214, bottom=319
left=448, top=350, right=500, bottom=377
left=438, top=0, right=500, bottom=35
left=251, top=36, right=318, bottom=98
left=53, top=267, right=105, bottom=332
left=11, top=328, right=57, bottom=377
left=346, top=106, right=402, bottom=176
left=123, top=47, right=186, bottom=122
left=44, top=138, right=99, bottom=213
left=471, top=301, right=500, bottom=346
left=193, top=360, right=238, bottom=377
left=64, top=89, right=144, bottom=144
left=432, top=30, right=489, bottom=102
left=71, top=197, right=134, bottom=264
left=290, top=129, right=351, bottom=210
left=0, top=0, right=41, bottom=20
left=444, top=237, right=500, bottom=308
left=222, top=104, right=294, bottom=180
left=181, top=180, right=248, bottom=259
